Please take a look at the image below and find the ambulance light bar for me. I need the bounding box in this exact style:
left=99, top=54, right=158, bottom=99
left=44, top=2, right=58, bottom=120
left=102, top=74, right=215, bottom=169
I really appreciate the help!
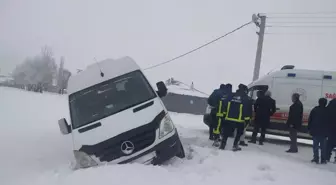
left=324, top=75, right=332, bottom=80
left=281, top=65, right=295, bottom=70
left=287, top=73, right=296, bottom=77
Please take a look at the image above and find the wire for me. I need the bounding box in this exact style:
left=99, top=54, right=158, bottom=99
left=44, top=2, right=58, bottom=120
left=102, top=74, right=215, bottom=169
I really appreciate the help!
left=261, top=11, right=336, bottom=15
left=94, top=57, right=105, bottom=77
left=265, top=32, right=333, bottom=35
left=267, top=21, right=336, bottom=24
left=267, top=16, right=336, bottom=19
left=267, top=25, right=336, bottom=28
left=143, top=21, right=253, bottom=70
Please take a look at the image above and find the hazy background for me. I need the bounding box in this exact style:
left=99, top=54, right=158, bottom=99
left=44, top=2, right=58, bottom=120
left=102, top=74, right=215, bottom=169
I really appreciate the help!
left=1, top=0, right=336, bottom=93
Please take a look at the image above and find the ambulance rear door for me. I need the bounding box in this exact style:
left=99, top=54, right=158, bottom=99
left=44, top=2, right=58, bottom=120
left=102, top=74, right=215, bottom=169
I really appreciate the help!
left=271, top=74, right=322, bottom=131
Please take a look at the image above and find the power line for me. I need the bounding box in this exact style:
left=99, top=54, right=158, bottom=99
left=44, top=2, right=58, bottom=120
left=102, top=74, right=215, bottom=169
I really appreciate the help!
left=267, top=25, right=336, bottom=28
left=143, top=21, right=253, bottom=70
left=265, top=32, right=333, bottom=35
left=268, top=21, right=336, bottom=24
left=267, top=16, right=336, bottom=19
left=261, top=11, right=336, bottom=15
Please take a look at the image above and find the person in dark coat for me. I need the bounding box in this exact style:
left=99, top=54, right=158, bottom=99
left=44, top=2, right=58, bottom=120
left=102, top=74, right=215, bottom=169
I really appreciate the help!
left=249, top=90, right=276, bottom=145
left=286, top=93, right=303, bottom=153
left=326, top=98, right=336, bottom=162
left=308, top=98, right=329, bottom=164
left=207, top=84, right=226, bottom=140
left=226, top=83, right=232, bottom=94
left=239, top=85, right=254, bottom=146
left=212, top=85, right=233, bottom=146
left=220, top=84, right=252, bottom=151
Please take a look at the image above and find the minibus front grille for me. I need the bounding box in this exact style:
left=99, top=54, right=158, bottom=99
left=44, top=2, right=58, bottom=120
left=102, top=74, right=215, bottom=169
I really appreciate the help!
left=99, top=129, right=156, bottom=162
left=79, top=110, right=165, bottom=162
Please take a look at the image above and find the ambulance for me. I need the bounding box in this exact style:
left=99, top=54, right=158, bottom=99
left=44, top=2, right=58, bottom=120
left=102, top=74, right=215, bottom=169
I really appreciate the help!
left=247, top=65, right=336, bottom=139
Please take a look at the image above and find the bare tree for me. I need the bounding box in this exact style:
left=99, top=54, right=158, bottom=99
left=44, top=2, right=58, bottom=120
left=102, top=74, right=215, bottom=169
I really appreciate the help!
left=12, top=46, right=58, bottom=91
left=41, top=45, right=53, bottom=58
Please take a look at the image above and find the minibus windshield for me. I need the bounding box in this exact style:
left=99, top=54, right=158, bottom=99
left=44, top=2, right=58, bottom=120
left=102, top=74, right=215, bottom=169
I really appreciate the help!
left=69, top=70, right=156, bottom=129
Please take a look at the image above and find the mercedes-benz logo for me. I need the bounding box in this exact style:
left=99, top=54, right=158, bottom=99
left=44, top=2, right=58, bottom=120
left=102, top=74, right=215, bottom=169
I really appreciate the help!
left=121, top=141, right=135, bottom=155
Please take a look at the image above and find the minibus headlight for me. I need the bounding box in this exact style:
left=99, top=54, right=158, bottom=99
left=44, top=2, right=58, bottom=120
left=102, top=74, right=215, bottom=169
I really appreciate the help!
left=159, top=114, right=175, bottom=139
left=74, top=151, right=98, bottom=168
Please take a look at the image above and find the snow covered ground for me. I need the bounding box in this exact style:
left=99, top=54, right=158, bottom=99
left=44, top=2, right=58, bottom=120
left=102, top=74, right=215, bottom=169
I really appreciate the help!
left=1, top=87, right=336, bottom=185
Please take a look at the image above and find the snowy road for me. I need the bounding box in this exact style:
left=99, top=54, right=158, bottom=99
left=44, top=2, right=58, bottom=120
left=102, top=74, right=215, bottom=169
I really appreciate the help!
left=1, top=87, right=336, bottom=185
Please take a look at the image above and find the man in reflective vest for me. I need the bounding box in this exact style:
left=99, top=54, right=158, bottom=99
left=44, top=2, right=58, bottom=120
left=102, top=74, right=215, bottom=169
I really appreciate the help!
left=220, top=84, right=253, bottom=151
left=212, top=85, right=232, bottom=147
left=208, top=84, right=227, bottom=140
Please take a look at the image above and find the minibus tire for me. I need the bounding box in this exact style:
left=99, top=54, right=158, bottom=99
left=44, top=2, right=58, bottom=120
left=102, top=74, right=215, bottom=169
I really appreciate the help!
left=176, top=140, right=186, bottom=158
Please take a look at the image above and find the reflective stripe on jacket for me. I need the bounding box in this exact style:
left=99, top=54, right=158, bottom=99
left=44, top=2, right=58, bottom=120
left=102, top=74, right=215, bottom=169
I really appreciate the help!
left=225, top=91, right=252, bottom=123
left=213, top=94, right=231, bottom=134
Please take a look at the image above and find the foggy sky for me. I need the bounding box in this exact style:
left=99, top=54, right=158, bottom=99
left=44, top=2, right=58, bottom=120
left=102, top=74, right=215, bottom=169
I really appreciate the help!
left=1, top=0, right=336, bottom=93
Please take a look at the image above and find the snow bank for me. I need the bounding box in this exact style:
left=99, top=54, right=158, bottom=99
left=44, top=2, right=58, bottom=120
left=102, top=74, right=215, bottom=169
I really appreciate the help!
left=0, top=87, right=73, bottom=184
left=1, top=87, right=335, bottom=185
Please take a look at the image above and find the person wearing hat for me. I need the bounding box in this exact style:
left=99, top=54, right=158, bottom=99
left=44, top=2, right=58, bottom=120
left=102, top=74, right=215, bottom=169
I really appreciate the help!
left=236, top=84, right=253, bottom=146
left=211, top=84, right=233, bottom=147
left=226, top=83, right=232, bottom=94
left=207, top=84, right=227, bottom=141
left=219, top=84, right=252, bottom=151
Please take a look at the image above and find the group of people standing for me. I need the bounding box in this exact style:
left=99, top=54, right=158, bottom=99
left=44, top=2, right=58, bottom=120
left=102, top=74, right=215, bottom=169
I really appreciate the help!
left=207, top=83, right=253, bottom=151
left=207, top=84, right=336, bottom=164
left=308, top=98, right=336, bottom=164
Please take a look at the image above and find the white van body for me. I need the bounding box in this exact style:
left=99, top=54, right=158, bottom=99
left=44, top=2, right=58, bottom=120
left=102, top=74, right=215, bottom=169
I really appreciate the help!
left=247, top=66, right=336, bottom=138
left=59, top=57, right=185, bottom=168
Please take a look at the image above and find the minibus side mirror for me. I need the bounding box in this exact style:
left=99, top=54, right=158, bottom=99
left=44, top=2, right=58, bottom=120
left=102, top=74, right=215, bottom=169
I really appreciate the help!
left=156, top=81, right=168, bottom=98
left=58, top=118, right=71, bottom=135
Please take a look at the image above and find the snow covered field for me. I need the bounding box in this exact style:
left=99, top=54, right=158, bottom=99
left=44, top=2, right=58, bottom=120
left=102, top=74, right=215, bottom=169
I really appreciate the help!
left=0, top=87, right=336, bottom=185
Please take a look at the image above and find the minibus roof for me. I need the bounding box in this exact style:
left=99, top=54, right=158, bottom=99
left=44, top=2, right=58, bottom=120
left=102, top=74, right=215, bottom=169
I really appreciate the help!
left=68, top=56, right=140, bottom=95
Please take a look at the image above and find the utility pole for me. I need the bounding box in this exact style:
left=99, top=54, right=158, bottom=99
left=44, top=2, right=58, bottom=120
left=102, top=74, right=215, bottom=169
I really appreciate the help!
left=252, top=14, right=266, bottom=81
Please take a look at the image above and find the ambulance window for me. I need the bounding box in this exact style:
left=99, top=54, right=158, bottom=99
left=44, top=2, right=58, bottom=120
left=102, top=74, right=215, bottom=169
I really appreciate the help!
left=248, top=85, right=268, bottom=100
